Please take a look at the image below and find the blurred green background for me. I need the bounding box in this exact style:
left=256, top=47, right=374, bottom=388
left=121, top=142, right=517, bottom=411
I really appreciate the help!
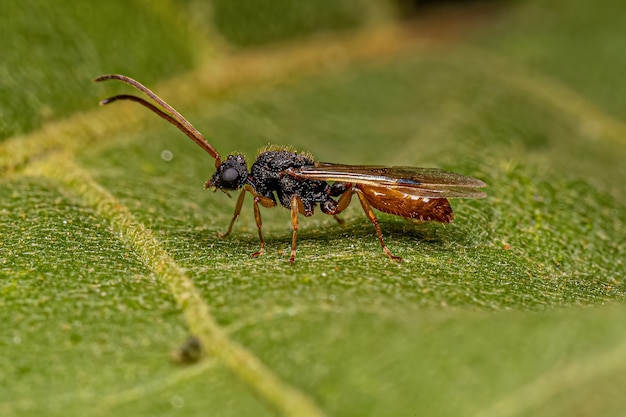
left=1, top=1, right=625, bottom=416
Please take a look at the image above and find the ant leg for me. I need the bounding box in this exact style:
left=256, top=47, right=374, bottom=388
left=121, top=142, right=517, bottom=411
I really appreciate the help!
left=289, top=195, right=300, bottom=264
left=354, top=189, right=402, bottom=262
left=334, top=188, right=354, bottom=214
left=218, top=190, right=247, bottom=238
left=324, top=188, right=354, bottom=224
left=323, top=187, right=354, bottom=215
left=249, top=193, right=276, bottom=258
left=250, top=196, right=265, bottom=258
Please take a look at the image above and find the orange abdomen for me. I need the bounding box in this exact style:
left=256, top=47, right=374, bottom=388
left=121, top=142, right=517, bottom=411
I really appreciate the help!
left=359, top=185, right=454, bottom=223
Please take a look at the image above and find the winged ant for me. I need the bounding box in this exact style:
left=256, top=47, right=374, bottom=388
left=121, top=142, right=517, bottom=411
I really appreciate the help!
left=95, top=74, right=486, bottom=263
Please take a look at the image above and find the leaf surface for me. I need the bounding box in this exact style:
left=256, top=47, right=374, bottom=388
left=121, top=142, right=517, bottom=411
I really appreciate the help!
left=2, top=1, right=625, bottom=416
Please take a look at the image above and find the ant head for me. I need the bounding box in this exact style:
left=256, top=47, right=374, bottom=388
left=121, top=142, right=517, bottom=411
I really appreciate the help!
left=205, top=154, right=248, bottom=191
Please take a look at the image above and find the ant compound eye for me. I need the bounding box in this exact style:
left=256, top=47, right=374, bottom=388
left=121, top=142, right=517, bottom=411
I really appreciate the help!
left=214, top=154, right=247, bottom=190
left=222, top=167, right=240, bottom=183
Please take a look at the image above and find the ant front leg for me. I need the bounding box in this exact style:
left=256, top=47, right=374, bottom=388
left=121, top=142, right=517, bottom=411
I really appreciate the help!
left=218, top=189, right=247, bottom=238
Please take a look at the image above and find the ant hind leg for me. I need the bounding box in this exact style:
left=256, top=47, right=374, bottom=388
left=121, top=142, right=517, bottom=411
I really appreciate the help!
left=353, top=189, right=402, bottom=262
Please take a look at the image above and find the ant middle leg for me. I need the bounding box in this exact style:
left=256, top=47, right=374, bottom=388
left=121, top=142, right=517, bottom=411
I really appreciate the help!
left=249, top=194, right=276, bottom=258
left=250, top=196, right=265, bottom=258
left=289, top=195, right=302, bottom=264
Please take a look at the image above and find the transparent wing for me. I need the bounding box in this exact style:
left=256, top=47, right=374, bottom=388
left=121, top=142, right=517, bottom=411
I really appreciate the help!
left=297, top=162, right=487, bottom=199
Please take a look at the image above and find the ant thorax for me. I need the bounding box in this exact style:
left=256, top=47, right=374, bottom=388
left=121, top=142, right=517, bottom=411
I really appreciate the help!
left=250, top=149, right=335, bottom=215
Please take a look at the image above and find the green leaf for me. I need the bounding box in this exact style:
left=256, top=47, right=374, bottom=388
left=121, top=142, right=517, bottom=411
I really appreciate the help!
left=207, top=0, right=392, bottom=47
left=0, top=0, right=199, bottom=141
left=2, top=1, right=625, bottom=416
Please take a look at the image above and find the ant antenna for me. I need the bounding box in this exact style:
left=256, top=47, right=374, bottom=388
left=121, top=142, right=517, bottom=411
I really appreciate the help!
left=94, top=74, right=222, bottom=168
